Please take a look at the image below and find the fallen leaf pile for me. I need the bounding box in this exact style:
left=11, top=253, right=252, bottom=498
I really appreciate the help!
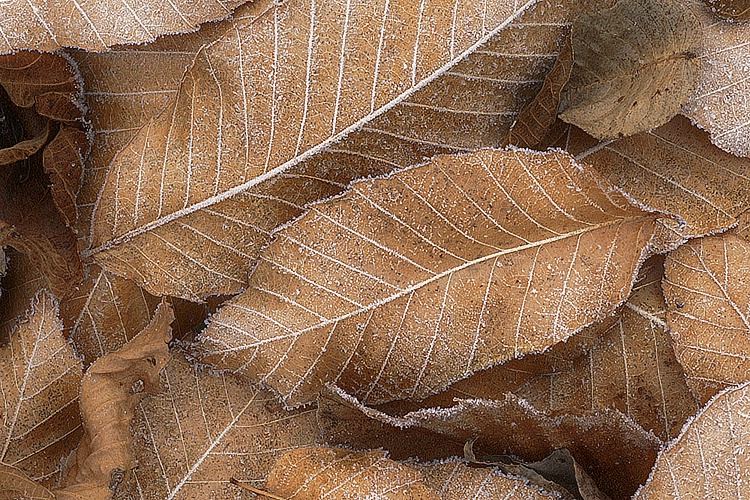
left=0, top=0, right=749, bottom=497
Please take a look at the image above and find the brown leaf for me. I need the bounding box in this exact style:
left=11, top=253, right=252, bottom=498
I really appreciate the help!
left=508, top=31, right=574, bottom=149
left=634, top=382, right=750, bottom=499
left=663, top=231, right=750, bottom=403
left=0, top=0, right=245, bottom=52
left=114, top=352, right=321, bottom=499
left=56, top=301, right=173, bottom=498
left=195, top=148, right=666, bottom=407
left=0, top=124, right=48, bottom=166
left=0, top=249, right=46, bottom=343
left=88, top=0, right=598, bottom=300
left=574, top=115, right=750, bottom=239
left=43, top=126, right=88, bottom=228
left=319, top=387, right=660, bottom=500
left=0, top=463, right=54, bottom=500
left=559, top=0, right=702, bottom=139
left=683, top=0, right=750, bottom=156
left=0, top=290, right=83, bottom=487
left=701, top=0, right=750, bottom=19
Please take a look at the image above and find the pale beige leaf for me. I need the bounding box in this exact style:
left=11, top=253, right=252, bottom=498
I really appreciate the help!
left=57, top=301, right=173, bottom=499
left=663, top=232, right=750, bottom=403
left=702, top=0, right=750, bottom=19
left=683, top=0, right=750, bottom=157
left=88, top=0, right=597, bottom=300
left=0, top=463, right=54, bottom=500
left=113, top=353, right=321, bottom=500
left=196, top=148, right=665, bottom=407
left=0, top=291, right=82, bottom=487
left=634, top=382, right=750, bottom=499
left=559, top=0, right=702, bottom=139
left=0, top=0, right=245, bottom=53
left=574, top=115, right=750, bottom=239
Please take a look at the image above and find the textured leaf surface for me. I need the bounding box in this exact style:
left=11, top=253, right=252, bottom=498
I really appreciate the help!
left=701, top=0, right=750, bottom=19
left=114, top=353, right=321, bottom=500
left=89, top=0, right=593, bottom=300
left=0, top=291, right=82, bottom=486
left=684, top=0, right=750, bottom=157
left=559, top=0, right=702, bottom=139
left=0, top=463, right=54, bottom=499
left=197, top=148, right=664, bottom=407
left=0, top=0, right=244, bottom=52
left=663, top=231, right=750, bottom=403
left=635, top=382, right=750, bottom=499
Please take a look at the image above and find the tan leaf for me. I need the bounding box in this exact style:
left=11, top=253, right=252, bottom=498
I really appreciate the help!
left=559, top=0, right=702, bottom=139
left=574, top=115, right=750, bottom=239
left=113, top=352, right=321, bottom=500
left=319, top=387, right=660, bottom=500
left=56, top=301, right=173, bottom=498
left=0, top=290, right=83, bottom=487
left=0, top=250, right=46, bottom=342
left=507, top=31, right=574, bottom=149
left=43, top=126, right=88, bottom=228
left=683, top=0, right=750, bottom=156
left=634, top=382, right=750, bottom=499
left=0, top=463, right=54, bottom=500
left=0, top=0, right=245, bottom=53
left=663, top=231, right=750, bottom=403
left=87, top=0, right=598, bottom=300
left=701, top=0, right=750, bottom=19
left=196, top=148, right=666, bottom=407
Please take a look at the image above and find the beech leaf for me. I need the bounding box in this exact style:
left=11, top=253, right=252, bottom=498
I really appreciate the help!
left=634, top=382, right=750, bottom=498
left=88, top=0, right=590, bottom=300
left=559, top=0, right=702, bottom=139
left=701, top=0, right=750, bottom=19
left=196, top=148, right=666, bottom=407
left=663, top=231, right=750, bottom=403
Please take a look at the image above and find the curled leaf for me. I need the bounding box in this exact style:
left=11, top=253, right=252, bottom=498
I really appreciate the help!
left=559, top=0, right=702, bottom=139
left=702, top=0, right=750, bottom=23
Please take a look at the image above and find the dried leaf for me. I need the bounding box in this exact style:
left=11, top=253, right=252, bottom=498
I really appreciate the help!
left=634, top=382, right=750, bottom=499
left=559, top=0, right=702, bottom=139
left=88, top=0, right=596, bottom=300
left=0, top=0, right=245, bottom=53
left=575, top=115, right=750, bottom=239
left=196, top=148, right=666, bottom=407
left=701, top=0, right=750, bottom=19
left=0, top=124, right=48, bottom=166
left=43, top=126, right=88, bottom=228
left=0, top=249, right=46, bottom=343
left=0, top=291, right=82, bottom=487
left=115, top=353, right=321, bottom=500
left=56, top=301, right=173, bottom=498
left=508, top=32, right=574, bottom=149
left=0, top=463, right=54, bottom=500
left=663, top=231, right=750, bottom=403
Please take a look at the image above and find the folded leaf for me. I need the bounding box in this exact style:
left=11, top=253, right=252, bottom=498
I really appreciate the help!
left=196, top=148, right=666, bottom=407
left=0, top=291, right=82, bottom=487
left=559, top=0, right=702, bottom=139
left=43, top=126, right=88, bottom=228
left=663, top=231, right=750, bottom=403
left=89, top=0, right=593, bottom=300
left=634, top=382, right=750, bottom=499
left=0, top=0, right=245, bottom=52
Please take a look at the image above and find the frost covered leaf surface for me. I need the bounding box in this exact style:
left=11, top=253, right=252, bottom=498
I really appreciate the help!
left=634, top=382, right=750, bottom=499
left=0, top=0, right=244, bottom=52
left=0, top=291, right=82, bottom=487
left=196, top=148, right=664, bottom=407
left=89, top=0, right=587, bottom=300
left=663, top=231, right=750, bottom=403
left=559, top=0, right=702, bottom=139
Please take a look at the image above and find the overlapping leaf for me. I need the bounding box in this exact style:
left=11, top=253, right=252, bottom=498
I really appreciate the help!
left=663, top=230, right=750, bottom=403
left=0, top=0, right=245, bottom=53
left=88, top=0, right=596, bottom=300
left=196, top=148, right=665, bottom=407
left=634, top=382, right=750, bottom=498
left=0, top=291, right=82, bottom=487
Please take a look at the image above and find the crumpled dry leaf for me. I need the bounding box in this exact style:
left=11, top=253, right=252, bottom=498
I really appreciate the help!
left=319, top=387, right=659, bottom=500
left=683, top=0, right=750, bottom=157
left=56, top=301, right=173, bottom=499
left=114, top=352, right=321, bottom=500
left=559, top=0, right=702, bottom=139
left=0, top=290, right=82, bottom=487
left=634, top=382, right=750, bottom=499
left=196, top=148, right=666, bottom=407
left=663, top=231, right=750, bottom=403
left=0, top=124, right=48, bottom=166
left=701, top=0, right=750, bottom=19
left=0, top=0, right=245, bottom=53
left=507, top=31, right=574, bottom=149
left=88, top=0, right=597, bottom=301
